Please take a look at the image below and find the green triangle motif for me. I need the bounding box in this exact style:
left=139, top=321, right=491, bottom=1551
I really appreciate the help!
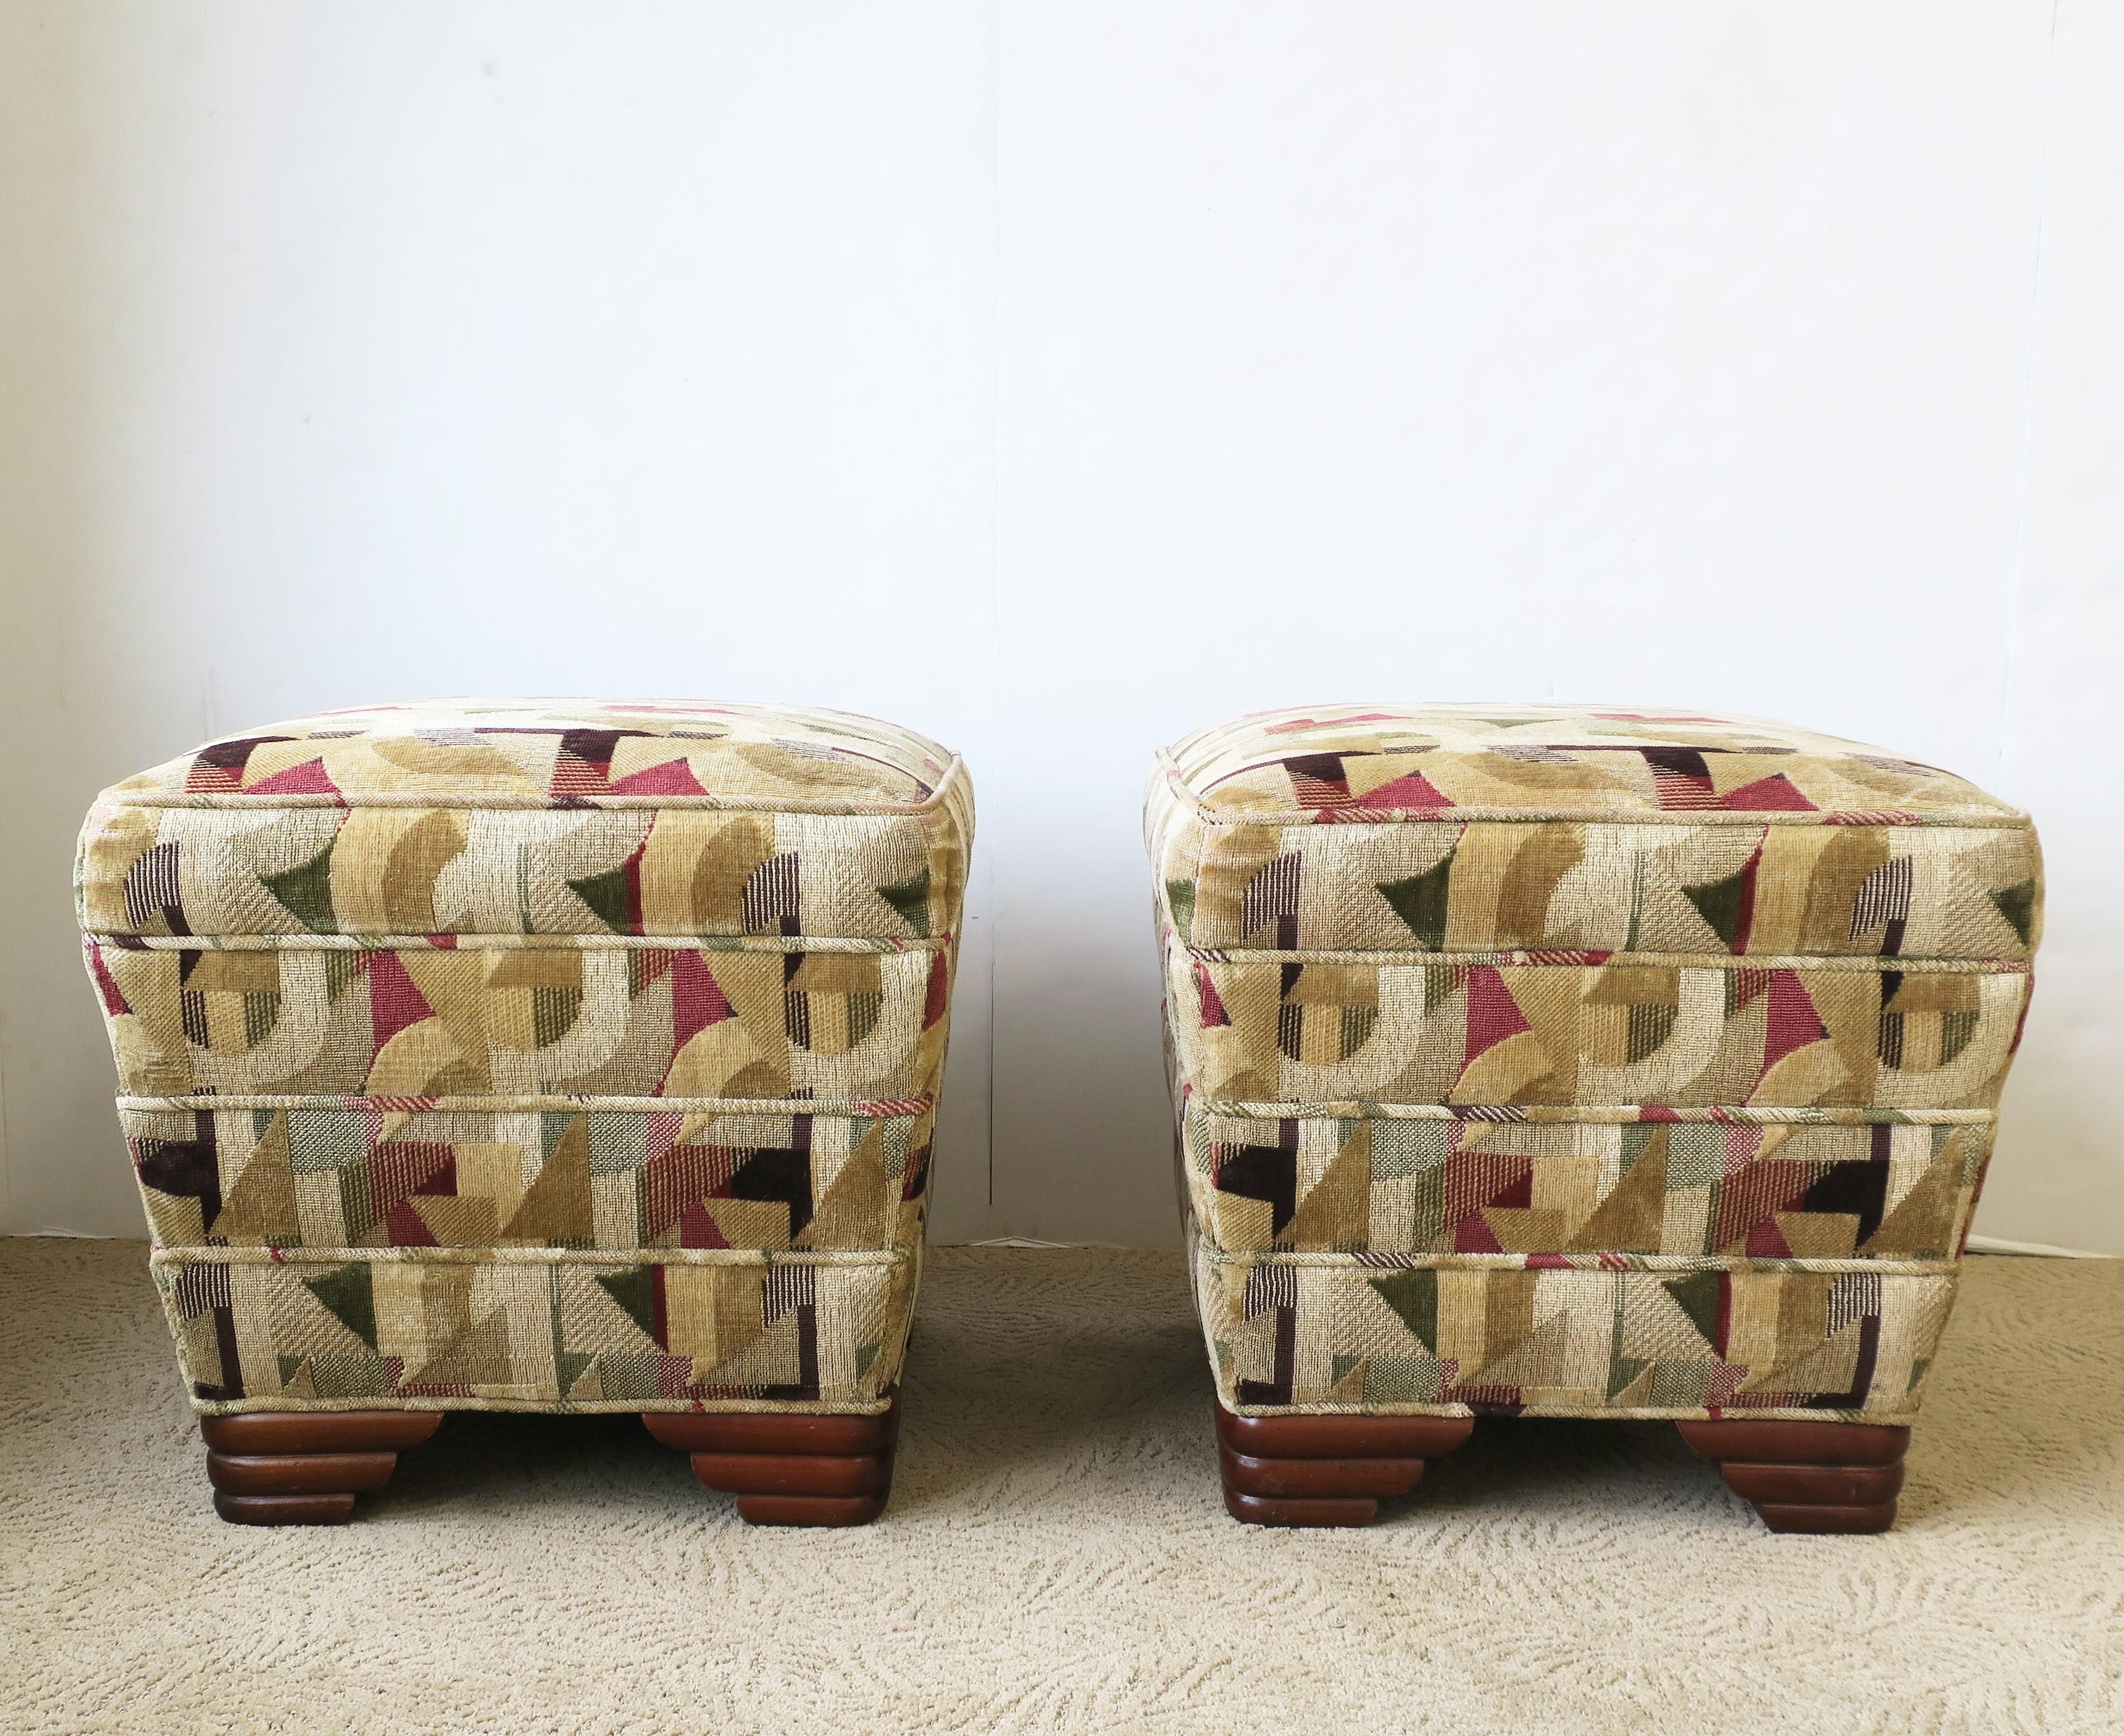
left=1367, top=1268, right=1438, bottom=1350
left=1683, top=867, right=1749, bottom=948
left=1376, top=852, right=1455, bottom=950
left=567, top=863, right=633, bottom=934
left=1606, top=1356, right=1651, bottom=1399
left=557, top=1350, right=596, bottom=1394
left=1619, top=1123, right=1661, bottom=1169
left=1990, top=879, right=2036, bottom=947
left=595, top=1266, right=659, bottom=1343
left=1164, top=879, right=1197, bottom=941
left=1662, top=1270, right=1723, bottom=1348
left=322, top=948, right=361, bottom=1002
left=262, top=841, right=337, bottom=934
left=877, top=869, right=931, bottom=938
left=300, top=1262, right=375, bottom=1349
left=854, top=1341, right=879, bottom=1380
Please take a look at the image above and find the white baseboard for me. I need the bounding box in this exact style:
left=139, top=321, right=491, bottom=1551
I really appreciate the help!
left=1965, top=1234, right=2119, bottom=1259
left=968, top=1232, right=2124, bottom=1260
left=967, top=1235, right=1138, bottom=1251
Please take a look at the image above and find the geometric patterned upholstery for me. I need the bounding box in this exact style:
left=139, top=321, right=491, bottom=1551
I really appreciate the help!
left=1148, top=704, right=2039, bottom=1421
left=79, top=700, right=970, bottom=1415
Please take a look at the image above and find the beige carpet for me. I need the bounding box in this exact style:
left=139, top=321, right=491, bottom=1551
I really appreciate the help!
left=4, top=1243, right=2121, bottom=1736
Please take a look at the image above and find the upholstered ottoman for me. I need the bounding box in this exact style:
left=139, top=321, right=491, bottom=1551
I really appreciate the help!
left=1148, top=706, right=2039, bottom=1532
left=77, top=700, right=970, bottom=1526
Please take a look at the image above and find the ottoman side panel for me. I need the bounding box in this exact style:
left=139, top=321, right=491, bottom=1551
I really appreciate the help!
left=152, top=1247, right=915, bottom=1415
left=86, top=938, right=941, bottom=1103
left=78, top=805, right=966, bottom=944
left=114, top=1101, right=937, bottom=1256
left=1192, top=1239, right=1956, bottom=1425
left=1174, top=814, right=2041, bottom=961
left=1168, top=948, right=2031, bottom=1112
left=1183, top=1100, right=1992, bottom=1263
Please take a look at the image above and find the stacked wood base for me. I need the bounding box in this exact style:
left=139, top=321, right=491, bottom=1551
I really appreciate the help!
left=643, top=1393, right=901, bottom=1527
left=199, top=1401, right=1903, bottom=1533
left=1677, top=1418, right=1909, bottom=1534
left=1216, top=1406, right=1912, bottom=1533
left=1215, top=1406, right=1475, bottom=1526
left=198, top=1395, right=903, bottom=1528
left=201, top=1412, right=443, bottom=1525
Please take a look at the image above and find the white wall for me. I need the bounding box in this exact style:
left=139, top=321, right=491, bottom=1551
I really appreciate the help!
left=3, top=2, right=2118, bottom=1252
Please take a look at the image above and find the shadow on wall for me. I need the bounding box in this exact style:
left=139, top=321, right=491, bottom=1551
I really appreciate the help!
left=0, top=15, right=181, bottom=1239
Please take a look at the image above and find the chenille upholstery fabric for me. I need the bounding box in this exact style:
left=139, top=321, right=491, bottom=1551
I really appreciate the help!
left=78, top=700, right=971, bottom=1415
left=1148, top=705, right=2039, bottom=1421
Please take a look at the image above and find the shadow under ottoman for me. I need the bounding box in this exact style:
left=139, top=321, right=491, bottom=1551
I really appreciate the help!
left=1148, top=704, right=2040, bottom=1533
left=77, top=699, right=971, bottom=1525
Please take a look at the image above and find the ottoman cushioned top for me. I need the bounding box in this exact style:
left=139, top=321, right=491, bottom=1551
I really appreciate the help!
left=1150, top=704, right=2038, bottom=958
left=80, top=699, right=969, bottom=941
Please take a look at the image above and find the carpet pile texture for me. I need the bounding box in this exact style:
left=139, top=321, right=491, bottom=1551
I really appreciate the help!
left=4, top=1241, right=2120, bottom=1735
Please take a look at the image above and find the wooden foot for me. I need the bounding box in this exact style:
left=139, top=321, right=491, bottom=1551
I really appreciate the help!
left=1677, top=1419, right=1910, bottom=1535
left=1215, top=1406, right=1474, bottom=1528
left=199, top=1411, right=443, bottom=1526
left=644, top=1392, right=899, bottom=1526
